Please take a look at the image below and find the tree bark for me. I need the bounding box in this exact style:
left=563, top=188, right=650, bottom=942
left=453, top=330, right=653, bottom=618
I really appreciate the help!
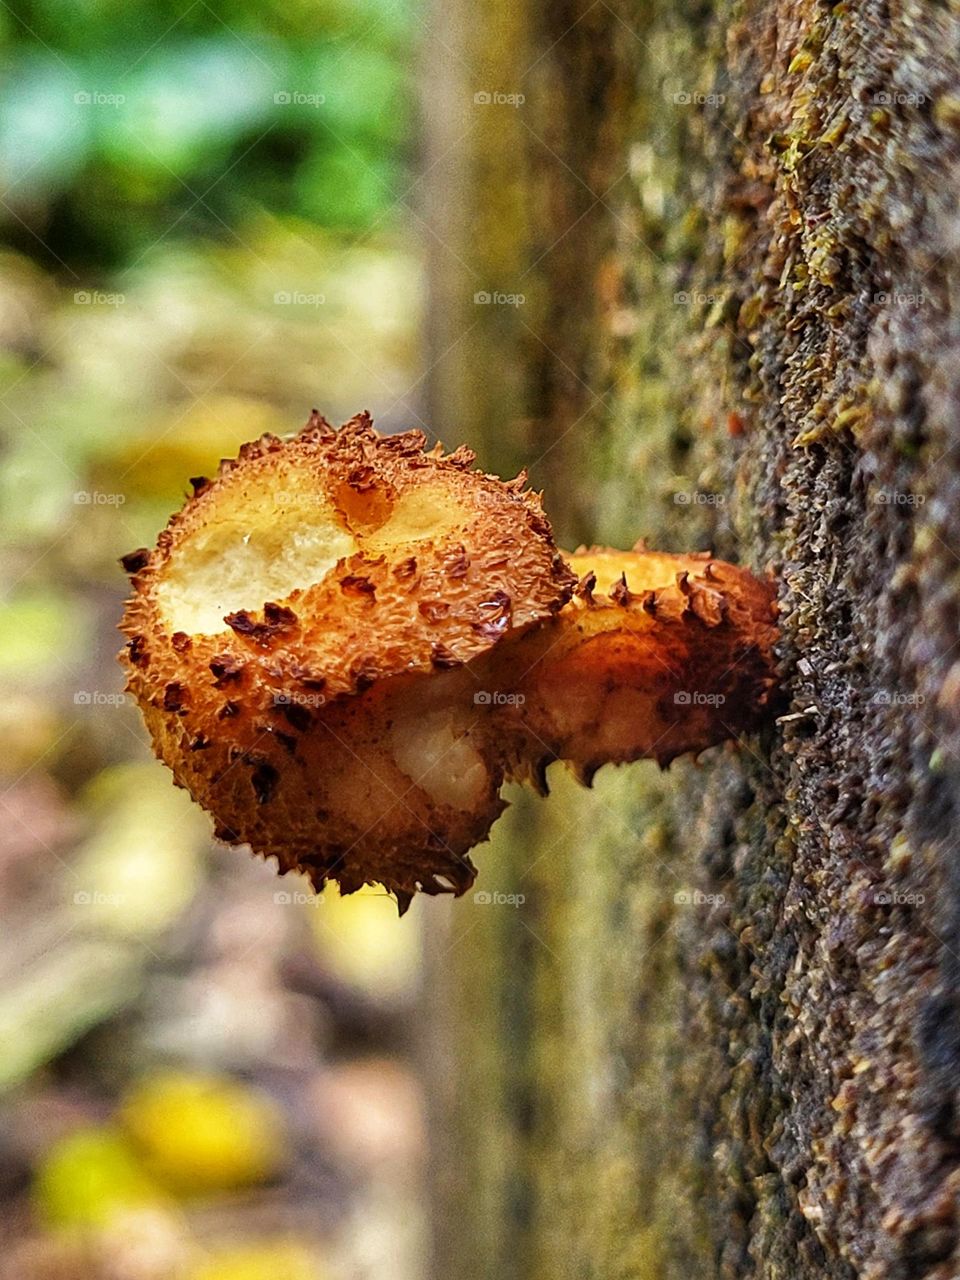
left=424, top=1, right=960, bottom=1277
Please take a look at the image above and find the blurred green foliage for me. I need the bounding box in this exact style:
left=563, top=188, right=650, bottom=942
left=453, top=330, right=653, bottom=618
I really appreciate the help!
left=0, top=0, right=414, bottom=269
left=0, top=5, right=427, bottom=1274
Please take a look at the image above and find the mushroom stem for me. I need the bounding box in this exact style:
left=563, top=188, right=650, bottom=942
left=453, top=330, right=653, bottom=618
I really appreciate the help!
left=480, top=547, right=778, bottom=777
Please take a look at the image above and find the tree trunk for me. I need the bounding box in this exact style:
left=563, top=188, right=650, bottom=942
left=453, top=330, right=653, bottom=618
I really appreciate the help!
left=423, top=1, right=960, bottom=1277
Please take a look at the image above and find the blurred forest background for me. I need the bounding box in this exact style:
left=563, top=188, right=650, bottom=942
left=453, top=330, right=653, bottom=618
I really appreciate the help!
left=0, top=2, right=433, bottom=1277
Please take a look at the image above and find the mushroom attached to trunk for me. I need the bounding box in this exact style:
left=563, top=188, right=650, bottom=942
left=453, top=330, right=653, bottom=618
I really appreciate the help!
left=120, top=412, right=778, bottom=911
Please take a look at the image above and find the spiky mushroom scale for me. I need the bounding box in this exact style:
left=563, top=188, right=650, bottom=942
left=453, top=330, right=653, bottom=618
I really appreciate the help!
left=495, top=549, right=779, bottom=773
left=119, top=412, right=779, bottom=911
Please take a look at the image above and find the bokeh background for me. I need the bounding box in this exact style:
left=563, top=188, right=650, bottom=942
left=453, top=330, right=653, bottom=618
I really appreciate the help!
left=0, top=3, right=436, bottom=1277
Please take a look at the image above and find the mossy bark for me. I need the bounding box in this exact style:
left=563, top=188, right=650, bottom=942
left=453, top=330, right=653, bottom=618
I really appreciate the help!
left=424, top=1, right=960, bottom=1277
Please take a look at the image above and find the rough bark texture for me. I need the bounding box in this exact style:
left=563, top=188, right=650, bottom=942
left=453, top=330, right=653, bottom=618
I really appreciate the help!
left=424, top=1, right=960, bottom=1277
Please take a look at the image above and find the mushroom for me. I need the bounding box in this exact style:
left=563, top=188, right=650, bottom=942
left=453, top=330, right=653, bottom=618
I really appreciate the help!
left=120, top=411, right=778, bottom=911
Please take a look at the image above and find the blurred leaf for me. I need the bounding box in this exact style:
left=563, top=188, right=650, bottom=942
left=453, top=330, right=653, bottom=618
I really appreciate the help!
left=311, top=884, right=420, bottom=999
left=72, top=763, right=207, bottom=938
left=105, top=395, right=290, bottom=506
left=110, top=41, right=285, bottom=175
left=0, top=937, right=144, bottom=1091
left=0, top=60, right=90, bottom=198
left=308, top=46, right=408, bottom=143
left=121, top=1070, right=284, bottom=1196
left=33, top=1127, right=167, bottom=1228
left=297, top=147, right=400, bottom=229
left=0, top=696, right=67, bottom=779
left=0, top=5, right=413, bottom=266
left=190, top=1241, right=327, bottom=1280
left=0, top=590, right=84, bottom=679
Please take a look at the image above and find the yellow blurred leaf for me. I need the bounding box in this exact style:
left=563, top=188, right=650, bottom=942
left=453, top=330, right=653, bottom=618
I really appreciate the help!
left=0, top=591, right=85, bottom=680
left=310, top=883, right=421, bottom=999
left=72, top=763, right=206, bottom=937
left=121, top=1070, right=284, bottom=1196
left=105, top=396, right=289, bottom=506
left=33, top=1128, right=166, bottom=1228
left=189, top=1242, right=327, bottom=1280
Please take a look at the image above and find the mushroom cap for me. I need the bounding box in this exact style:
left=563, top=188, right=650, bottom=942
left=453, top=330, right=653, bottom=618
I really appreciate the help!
left=119, top=412, right=575, bottom=906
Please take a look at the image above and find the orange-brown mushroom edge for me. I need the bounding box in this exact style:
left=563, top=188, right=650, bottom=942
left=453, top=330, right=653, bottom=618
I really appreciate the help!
left=119, top=412, right=779, bottom=913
